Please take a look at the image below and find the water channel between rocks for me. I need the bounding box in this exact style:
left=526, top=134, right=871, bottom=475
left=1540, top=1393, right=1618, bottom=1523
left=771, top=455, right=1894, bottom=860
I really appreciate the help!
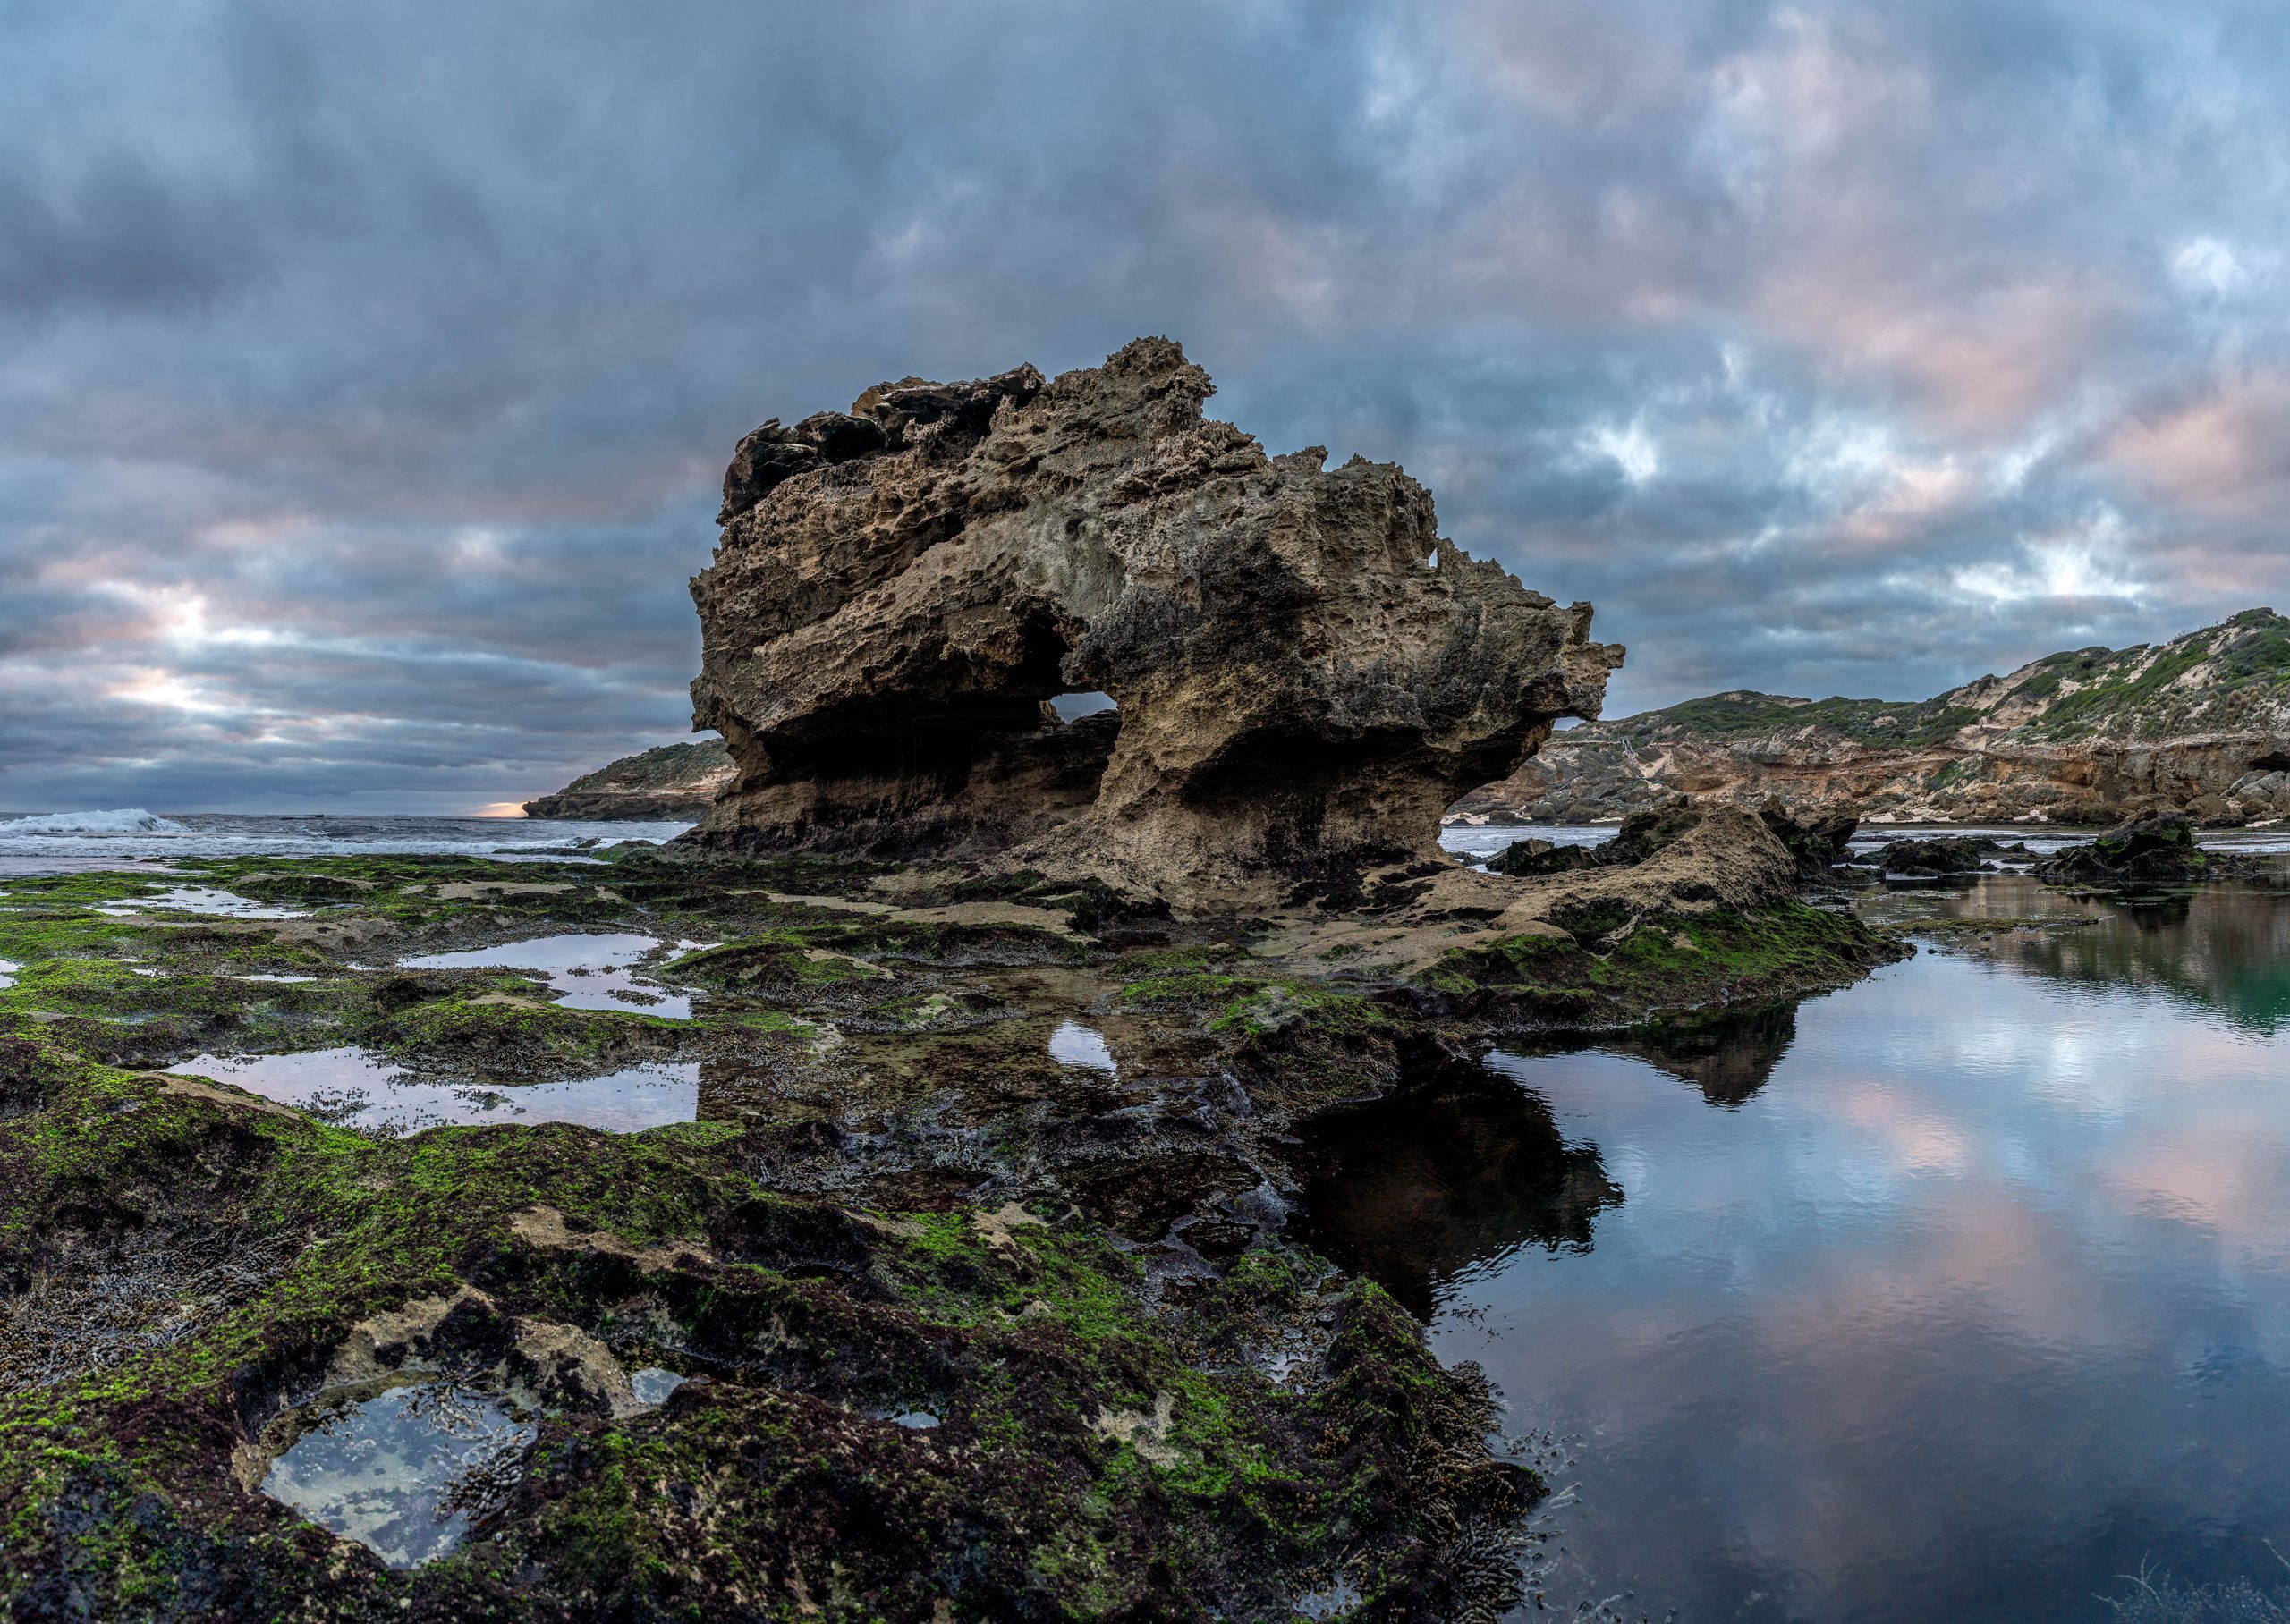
left=1302, top=875, right=2290, bottom=1621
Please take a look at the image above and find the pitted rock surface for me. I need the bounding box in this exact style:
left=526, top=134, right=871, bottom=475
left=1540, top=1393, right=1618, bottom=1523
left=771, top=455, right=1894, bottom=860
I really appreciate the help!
left=686, top=337, right=1621, bottom=904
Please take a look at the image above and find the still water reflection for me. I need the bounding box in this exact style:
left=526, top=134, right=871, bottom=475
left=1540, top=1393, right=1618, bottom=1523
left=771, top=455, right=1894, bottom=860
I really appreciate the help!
left=1303, top=878, right=2290, bottom=1621
left=261, top=1383, right=534, bottom=1568
left=1298, top=1059, right=1620, bottom=1321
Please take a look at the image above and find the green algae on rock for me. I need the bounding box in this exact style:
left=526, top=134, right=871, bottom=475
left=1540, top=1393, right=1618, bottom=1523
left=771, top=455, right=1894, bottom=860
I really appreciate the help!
left=1421, top=900, right=1905, bottom=1032
left=0, top=1028, right=1531, bottom=1620
left=0, top=803, right=1902, bottom=1618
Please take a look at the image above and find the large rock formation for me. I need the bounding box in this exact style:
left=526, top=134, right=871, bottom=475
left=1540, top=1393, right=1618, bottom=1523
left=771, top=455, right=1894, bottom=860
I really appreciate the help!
left=685, top=338, right=1621, bottom=901
left=522, top=740, right=734, bottom=821
left=1459, top=610, right=2290, bottom=827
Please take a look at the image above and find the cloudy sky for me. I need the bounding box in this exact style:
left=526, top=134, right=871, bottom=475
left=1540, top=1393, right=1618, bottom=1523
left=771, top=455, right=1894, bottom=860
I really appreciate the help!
left=7, top=1, right=2289, bottom=813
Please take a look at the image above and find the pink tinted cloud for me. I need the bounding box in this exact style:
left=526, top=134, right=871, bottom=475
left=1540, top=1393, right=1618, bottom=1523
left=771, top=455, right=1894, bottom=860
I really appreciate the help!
left=2104, top=368, right=2290, bottom=519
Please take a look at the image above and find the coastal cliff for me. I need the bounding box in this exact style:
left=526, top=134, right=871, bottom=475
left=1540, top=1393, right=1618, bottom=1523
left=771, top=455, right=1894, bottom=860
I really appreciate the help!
left=1459, top=609, right=2290, bottom=826
left=522, top=740, right=732, bottom=820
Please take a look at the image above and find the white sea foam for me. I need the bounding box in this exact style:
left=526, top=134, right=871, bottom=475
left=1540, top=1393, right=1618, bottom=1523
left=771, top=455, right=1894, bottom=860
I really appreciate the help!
left=0, top=808, right=192, bottom=836
left=0, top=813, right=694, bottom=877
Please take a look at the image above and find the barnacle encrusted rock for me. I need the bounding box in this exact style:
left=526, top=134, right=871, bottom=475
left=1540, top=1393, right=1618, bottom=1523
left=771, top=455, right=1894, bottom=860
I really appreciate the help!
left=685, top=338, right=1622, bottom=902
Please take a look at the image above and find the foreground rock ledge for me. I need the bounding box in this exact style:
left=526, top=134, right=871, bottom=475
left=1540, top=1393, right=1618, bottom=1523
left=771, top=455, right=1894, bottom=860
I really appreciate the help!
left=686, top=337, right=1622, bottom=905
left=0, top=825, right=1905, bottom=1621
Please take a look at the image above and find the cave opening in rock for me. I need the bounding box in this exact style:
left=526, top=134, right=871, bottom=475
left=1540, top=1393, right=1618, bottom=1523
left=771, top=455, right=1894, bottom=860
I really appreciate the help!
left=1050, top=691, right=1118, bottom=723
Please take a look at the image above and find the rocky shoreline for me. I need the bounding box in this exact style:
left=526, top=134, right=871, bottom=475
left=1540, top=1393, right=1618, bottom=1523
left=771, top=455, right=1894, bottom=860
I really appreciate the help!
left=28, top=338, right=2238, bottom=1619
left=0, top=810, right=1900, bottom=1620
left=1460, top=610, right=2290, bottom=830
left=6, top=804, right=2277, bottom=1617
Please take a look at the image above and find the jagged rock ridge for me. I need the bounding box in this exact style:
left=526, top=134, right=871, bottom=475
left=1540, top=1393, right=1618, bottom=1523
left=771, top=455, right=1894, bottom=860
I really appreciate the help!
left=685, top=338, right=1622, bottom=900
left=1462, top=609, right=2290, bottom=826
left=522, top=740, right=733, bottom=821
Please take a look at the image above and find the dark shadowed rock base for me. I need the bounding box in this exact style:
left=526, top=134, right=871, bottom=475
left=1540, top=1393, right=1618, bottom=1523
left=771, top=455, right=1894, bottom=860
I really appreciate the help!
left=2037, top=816, right=2254, bottom=883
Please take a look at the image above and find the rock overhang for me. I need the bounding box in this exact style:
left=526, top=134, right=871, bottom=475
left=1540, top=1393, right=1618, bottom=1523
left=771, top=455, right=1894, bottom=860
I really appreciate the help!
left=683, top=337, right=1622, bottom=902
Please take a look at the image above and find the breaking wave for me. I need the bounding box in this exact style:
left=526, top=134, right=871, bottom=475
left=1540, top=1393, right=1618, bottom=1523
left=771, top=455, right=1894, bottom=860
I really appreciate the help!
left=0, top=808, right=194, bottom=837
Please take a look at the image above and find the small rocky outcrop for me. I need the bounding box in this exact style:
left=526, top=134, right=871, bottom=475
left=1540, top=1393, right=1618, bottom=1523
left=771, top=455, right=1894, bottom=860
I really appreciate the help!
left=1757, top=803, right=1860, bottom=881
left=1871, top=836, right=2011, bottom=876
left=685, top=339, right=1622, bottom=905
left=2039, top=816, right=2213, bottom=883
left=1423, top=802, right=1908, bottom=1029
left=523, top=740, right=733, bottom=820
left=1487, top=836, right=1600, bottom=877
left=1459, top=609, right=2290, bottom=827
left=1488, top=799, right=1856, bottom=885
left=1500, top=803, right=1809, bottom=943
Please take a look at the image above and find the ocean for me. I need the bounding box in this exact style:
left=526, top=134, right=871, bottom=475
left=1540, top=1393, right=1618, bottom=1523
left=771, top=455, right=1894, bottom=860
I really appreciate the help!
left=0, top=808, right=696, bottom=877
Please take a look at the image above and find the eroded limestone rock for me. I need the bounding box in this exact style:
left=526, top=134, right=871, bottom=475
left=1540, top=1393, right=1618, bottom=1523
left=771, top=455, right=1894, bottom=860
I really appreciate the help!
left=686, top=338, right=1621, bottom=903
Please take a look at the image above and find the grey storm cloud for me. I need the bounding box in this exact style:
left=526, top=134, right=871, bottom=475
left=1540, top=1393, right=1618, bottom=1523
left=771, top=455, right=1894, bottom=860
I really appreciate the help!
left=4, top=0, right=2290, bottom=811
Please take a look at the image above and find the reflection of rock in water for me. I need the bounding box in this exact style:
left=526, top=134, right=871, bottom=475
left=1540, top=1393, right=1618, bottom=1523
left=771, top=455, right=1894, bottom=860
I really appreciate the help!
left=2122, top=893, right=2194, bottom=929
left=1294, top=1058, right=1621, bottom=1320
left=1975, top=885, right=2290, bottom=1034
left=1606, top=1002, right=1799, bottom=1106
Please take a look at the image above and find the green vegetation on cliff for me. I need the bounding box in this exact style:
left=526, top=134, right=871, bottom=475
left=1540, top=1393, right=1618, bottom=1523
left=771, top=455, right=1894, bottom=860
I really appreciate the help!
left=523, top=738, right=733, bottom=821
left=1617, top=691, right=1982, bottom=749
left=1480, top=609, right=2290, bottom=825
left=1610, top=609, right=2290, bottom=749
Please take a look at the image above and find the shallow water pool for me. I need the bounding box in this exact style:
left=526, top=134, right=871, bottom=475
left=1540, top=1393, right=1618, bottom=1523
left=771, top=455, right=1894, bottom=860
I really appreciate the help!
left=1303, top=877, right=2290, bottom=1620
left=167, top=1048, right=700, bottom=1135
left=97, top=885, right=310, bottom=919
left=1048, top=1019, right=1117, bottom=1074
left=261, top=1382, right=535, bottom=1568
left=400, top=933, right=695, bottom=1019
